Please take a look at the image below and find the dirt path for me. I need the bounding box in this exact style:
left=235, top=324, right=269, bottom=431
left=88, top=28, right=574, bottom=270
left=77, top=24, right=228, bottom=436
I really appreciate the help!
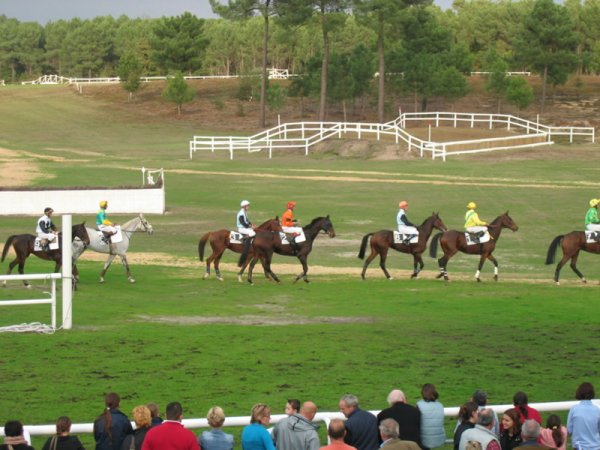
left=0, top=148, right=45, bottom=186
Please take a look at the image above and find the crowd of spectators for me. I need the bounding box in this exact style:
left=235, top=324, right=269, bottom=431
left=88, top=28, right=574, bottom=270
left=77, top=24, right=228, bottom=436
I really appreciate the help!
left=2, top=383, right=599, bottom=450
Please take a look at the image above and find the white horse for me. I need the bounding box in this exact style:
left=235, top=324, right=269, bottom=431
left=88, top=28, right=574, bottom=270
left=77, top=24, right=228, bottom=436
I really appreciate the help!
left=73, top=214, right=153, bottom=283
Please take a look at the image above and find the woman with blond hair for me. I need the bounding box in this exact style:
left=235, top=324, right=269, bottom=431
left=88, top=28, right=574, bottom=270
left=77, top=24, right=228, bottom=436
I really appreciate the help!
left=120, top=406, right=152, bottom=450
left=198, top=407, right=234, bottom=450
left=241, top=404, right=275, bottom=450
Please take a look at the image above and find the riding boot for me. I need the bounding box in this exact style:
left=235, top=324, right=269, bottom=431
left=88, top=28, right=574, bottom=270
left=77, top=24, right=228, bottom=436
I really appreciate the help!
left=288, top=235, right=299, bottom=255
left=102, top=232, right=112, bottom=245
left=403, top=234, right=416, bottom=245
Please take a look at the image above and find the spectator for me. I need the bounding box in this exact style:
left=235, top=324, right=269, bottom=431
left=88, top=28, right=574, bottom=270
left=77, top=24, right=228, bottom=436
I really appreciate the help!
left=417, top=384, right=445, bottom=449
left=41, top=416, right=85, bottom=450
left=377, top=390, right=422, bottom=447
left=512, top=393, right=541, bottom=425
left=320, top=419, right=356, bottom=450
left=378, top=418, right=421, bottom=450
left=538, top=415, right=566, bottom=450
left=199, top=406, right=234, bottom=450
left=94, top=393, right=133, bottom=450
left=141, top=401, right=200, bottom=450
left=471, top=391, right=499, bottom=437
left=146, top=404, right=163, bottom=427
left=514, top=420, right=552, bottom=449
left=459, top=409, right=500, bottom=450
left=499, top=409, right=522, bottom=450
left=0, top=421, right=34, bottom=450
left=339, top=394, right=379, bottom=450
left=273, top=401, right=320, bottom=450
left=120, top=406, right=152, bottom=450
left=465, top=442, right=482, bottom=450
left=241, top=404, right=275, bottom=450
left=567, top=382, right=600, bottom=450
left=454, top=402, right=478, bottom=450
left=285, top=400, right=301, bottom=416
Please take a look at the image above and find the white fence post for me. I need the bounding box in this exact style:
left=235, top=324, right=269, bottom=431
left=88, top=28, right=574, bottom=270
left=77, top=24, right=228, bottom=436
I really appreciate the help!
left=62, top=215, right=73, bottom=330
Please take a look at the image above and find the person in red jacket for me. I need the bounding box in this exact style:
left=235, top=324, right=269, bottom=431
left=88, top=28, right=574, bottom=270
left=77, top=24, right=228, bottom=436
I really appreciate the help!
left=142, top=402, right=200, bottom=450
left=512, top=392, right=541, bottom=425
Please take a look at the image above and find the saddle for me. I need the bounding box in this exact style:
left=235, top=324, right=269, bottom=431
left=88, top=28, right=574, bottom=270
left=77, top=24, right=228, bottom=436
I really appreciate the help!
left=34, top=238, right=59, bottom=252
left=393, top=231, right=419, bottom=245
left=229, top=231, right=245, bottom=244
left=585, top=230, right=600, bottom=243
left=465, top=231, right=491, bottom=245
left=96, top=226, right=123, bottom=244
left=279, top=230, right=307, bottom=245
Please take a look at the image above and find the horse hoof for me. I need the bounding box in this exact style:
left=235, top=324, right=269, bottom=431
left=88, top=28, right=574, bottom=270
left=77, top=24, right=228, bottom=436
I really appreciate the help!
left=436, top=273, right=444, bottom=279
left=494, top=276, right=498, bottom=282
left=582, top=278, right=587, bottom=284
left=388, top=277, right=394, bottom=281
left=129, top=278, right=136, bottom=284
left=217, top=276, right=224, bottom=282
left=203, top=273, right=210, bottom=279
left=26, top=284, right=32, bottom=289
left=476, top=278, right=481, bottom=283
left=99, top=278, right=105, bottom=283
left=555, top=281, right=560, bottom=286
left=238, top=275, right=243, bottom=283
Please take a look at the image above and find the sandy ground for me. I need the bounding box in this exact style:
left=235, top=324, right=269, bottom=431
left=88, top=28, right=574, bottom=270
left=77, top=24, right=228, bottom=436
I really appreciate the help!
left=0, top=148, right=45, bottom=186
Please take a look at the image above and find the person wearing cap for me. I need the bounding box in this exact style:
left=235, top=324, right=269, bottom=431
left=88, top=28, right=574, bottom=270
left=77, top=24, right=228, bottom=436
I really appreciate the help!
left=36, top=207, right=58, bottom=252
left=585, top=199, right=600, bottom=239
left=97, top=200, right=118, bottom=244
left=465, top=202, right=488, bottom=243
left=397, top=201, right=418, bottom=245
left=282, top=201, right=302, bottom=253
left=237, top=200, right=256, bottom=239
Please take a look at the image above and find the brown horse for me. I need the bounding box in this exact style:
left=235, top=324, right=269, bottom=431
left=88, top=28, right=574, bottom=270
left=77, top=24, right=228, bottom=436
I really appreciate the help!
left=198, top=217, right=282, bottom=281
left=237, top=215, right=336, bottom=284
left=545, top=232, right=600, bottom=284
left=1, top=222, right=90, bottom=287
left=358, top=213, right=447, bottom=280
left=429, top=212, right=518, bottom=282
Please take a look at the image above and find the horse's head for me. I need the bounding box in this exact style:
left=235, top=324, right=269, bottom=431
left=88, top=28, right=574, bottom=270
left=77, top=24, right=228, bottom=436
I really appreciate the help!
left=320, top=215, right=336, bottom=238
left=432, top=212, right=447, bottom=232
left=138, top=214, right=154, bottom=235
left=73, top=222, right=90, bottom=246
left=500, top=211, right=519, bottom=232
left=267, top=216, right=283, bottom=233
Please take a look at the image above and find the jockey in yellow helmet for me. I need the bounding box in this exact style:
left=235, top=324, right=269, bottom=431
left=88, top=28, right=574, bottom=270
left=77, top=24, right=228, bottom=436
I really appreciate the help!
left=585, top=199, right=600, bottom=239
left=465, top=202, right=488, bottom=242
left=97, top=200, right=117, bottom=244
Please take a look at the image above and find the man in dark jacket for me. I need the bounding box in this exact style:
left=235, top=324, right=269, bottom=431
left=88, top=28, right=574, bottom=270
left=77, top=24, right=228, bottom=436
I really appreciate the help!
left=377, top=390, right=422, bottom=448
left=340, top=394, right=379, bottom=450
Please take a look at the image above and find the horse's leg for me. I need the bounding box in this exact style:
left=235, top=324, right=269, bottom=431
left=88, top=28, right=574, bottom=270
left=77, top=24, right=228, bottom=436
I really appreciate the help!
left=247, top=257, right=258, bottom=285
left=237, top=253, right=251, bottom=282
left=485, top=254, right=499, bottom=282
left=263, top=252, right=280, bottom=283
left=569, top=252, right=586, bottom=283
left=361, top=248, right=379, bottom=280
left=554, top=253, right=571, bottom=285
left=4, top=258, right=19, bottom=287
left=436, top=255, right=450, bottom=280
left=18, top=261, right=31, bottom=288
left=378, top=249, right=393, bottom=280
left=212, top=252, right=225, bottom=282
left=294, top=255, right=310, bottom=284
left=99, top=254, right=116, bottom=283
left=120, top=255, right=136, bottom=283
left=411, top=254, right=424, bottom=279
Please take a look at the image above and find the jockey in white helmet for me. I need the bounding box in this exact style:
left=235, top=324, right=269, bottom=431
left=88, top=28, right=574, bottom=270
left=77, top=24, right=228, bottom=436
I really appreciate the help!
left=237, top=200, right=256, bottom=238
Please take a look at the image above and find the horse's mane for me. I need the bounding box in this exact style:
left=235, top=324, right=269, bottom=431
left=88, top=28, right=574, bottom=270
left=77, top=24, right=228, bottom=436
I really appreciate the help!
left=489, top=211, right=509, bottom=227
left=418, top=213, right=438, bottom=229
left=304, top=216, right=326, bottom=229
left=121, top=214, right=143, bottom=230
left=257, top=217, right=278, bottom=227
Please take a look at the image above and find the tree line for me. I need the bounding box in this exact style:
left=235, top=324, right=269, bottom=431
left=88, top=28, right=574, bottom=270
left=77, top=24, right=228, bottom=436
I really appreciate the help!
left=1, top=0, right=597, bottom=121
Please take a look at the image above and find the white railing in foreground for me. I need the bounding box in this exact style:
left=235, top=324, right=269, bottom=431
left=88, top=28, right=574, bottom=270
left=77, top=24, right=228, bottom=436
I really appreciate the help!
left=189, top=112, right=595, bottom=162
left=5, top=400, right=598, bottom=438
left=0, top=273, right=61, bottom=329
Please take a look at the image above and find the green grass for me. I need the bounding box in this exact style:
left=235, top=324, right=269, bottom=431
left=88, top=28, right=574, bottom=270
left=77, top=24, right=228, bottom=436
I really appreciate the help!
left=0, top=84, right=599, bottom=448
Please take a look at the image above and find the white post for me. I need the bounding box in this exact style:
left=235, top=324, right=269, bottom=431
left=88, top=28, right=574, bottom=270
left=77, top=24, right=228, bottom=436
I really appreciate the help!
left=428, top=124, right=432, bottom=141
left=141, top=167, right=145, bottom=185
left=62, top=215, right=73, bottom=330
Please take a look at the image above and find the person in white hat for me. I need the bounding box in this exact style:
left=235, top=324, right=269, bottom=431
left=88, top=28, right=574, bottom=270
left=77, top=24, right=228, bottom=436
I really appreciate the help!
left=465, top=202, right=488, bottom=243
left=237, top=200, right=256, bottom=239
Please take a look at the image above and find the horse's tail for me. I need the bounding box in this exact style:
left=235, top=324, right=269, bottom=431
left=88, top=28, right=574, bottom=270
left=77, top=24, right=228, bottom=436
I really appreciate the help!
left=545, top=235, right=564, bottom=265
left=238, top=238, right=253, bottom=267
left=198, top=232, right=210, bottom=262
left=429, top=232, right=442, bottom=258
left=357, top=233, right=374, bottom=260
left=1, top=235, right=16, bottom=262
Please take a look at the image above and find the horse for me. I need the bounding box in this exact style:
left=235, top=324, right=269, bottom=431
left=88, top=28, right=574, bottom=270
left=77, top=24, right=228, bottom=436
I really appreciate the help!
left=429, top=212, right=518, bottom=282
left=1, top=222, right=90, bottom=288
left=72, top=214, right=153, bottom=283
left=198, top=217, right=282, bottom=281
left=237, top=215, right=336, bottom=284
left=358, top=213, right=447, bottom=280
left=545, top=232, right=600, bottom=284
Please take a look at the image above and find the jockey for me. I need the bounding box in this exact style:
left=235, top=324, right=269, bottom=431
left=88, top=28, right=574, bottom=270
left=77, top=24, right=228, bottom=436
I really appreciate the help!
left=465, top=201, right=488, bottom=242
left=237, top=200, right=256, bottom=239
left=282, top=201, right=302, bottom=252
left=36, top=207, right=58, bottom=252
left=397, top=200, right=418, bottom=245
left=97, top=200, right=117, bottom=244
left=585, top=198, right=600, bottom=239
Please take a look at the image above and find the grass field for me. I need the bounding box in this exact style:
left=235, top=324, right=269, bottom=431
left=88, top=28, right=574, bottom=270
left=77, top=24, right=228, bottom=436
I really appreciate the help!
left=0, top=84, right=599, bottom=448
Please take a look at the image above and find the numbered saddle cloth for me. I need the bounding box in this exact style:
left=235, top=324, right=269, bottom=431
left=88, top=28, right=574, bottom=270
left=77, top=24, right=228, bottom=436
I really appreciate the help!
left=464, top=230, right=491, bottom=245
left=229, top=231, right=244, bottom=244
left=34, top=238, right=60, bottom=251
left=393, top=231, right=419, bottom=244
left=97, top=226, right=123, bottom=244
left=279, top=230, right=307, bottom=245
left=585, top=230, right=600, bottom=243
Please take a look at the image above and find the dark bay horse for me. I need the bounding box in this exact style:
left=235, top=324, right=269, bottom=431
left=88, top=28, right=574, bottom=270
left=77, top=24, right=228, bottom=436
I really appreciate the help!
left=198, top=217, right=282, bottom=281
left=429, top=212, right=518, bottom=282
left=1, top=222, right=90, bottom=287
left=358, top=213, right=447, bottom=280
left=545, top=232, right=600, bottom=284
left=237, top=215, right=336, bottom=284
